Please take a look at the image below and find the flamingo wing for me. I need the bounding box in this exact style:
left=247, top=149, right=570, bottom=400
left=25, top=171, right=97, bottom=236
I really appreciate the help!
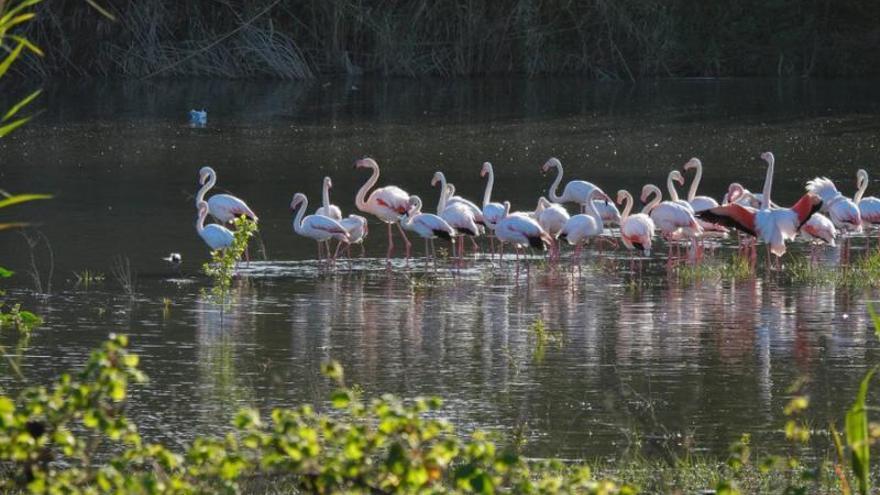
left=696, top=204, right=757, bottom=236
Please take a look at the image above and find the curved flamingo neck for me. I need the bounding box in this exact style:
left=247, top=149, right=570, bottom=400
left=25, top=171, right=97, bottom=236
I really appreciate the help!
left=619, top=191, right=634, bottom=220
left=435, top=173, right=449, bottom=213
left=355, top=163, right=379, bottom=211
left=322, top=179, right=332, bottom=211
left=687, top=162, right=702, bottom=202
left=761, top=155, right=774, bottom=209
left=585, top=193, right=604, bottom=230
left=482, top=165, right=494, bottom=208
left=502, top=201, right=511, bottom=218
left=548, top=163, right=563, bottom=203
left=855, top=171, right=868, bottom=203
left=293, top=196, right=308, bottom=234
left=196, top=171, right=216, bottom=207
left=197, top=206, right=208, bottom=233
left=667, top=173, right=681, bottom=202
left=642, top=186, right=661, bottom=214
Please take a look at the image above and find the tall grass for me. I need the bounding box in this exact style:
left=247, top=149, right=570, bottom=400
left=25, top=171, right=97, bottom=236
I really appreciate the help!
left=15, top=0, right=880, bottom=80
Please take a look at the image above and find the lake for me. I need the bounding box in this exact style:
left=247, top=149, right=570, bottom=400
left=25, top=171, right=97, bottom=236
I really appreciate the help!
left=1, top=77, right=879, bottom=459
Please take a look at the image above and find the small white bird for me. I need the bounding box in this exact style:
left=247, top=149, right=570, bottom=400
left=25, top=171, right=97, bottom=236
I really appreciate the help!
left=162, top=252, right=182, bottom=267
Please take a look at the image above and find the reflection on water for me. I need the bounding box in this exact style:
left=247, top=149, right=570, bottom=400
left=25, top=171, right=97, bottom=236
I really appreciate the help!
left=1, top=78, right=880, bottom=459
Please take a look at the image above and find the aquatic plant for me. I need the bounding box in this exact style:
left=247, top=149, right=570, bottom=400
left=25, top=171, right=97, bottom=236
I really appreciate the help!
left=72, top=268, right=104, bottom=287
left=202, top=215, right=258, bottom=302
left=675, top=252, right=754, bottom=283
left=786, top=251, right=880, bottom=288
left=109, top=254, right=135, bottom=298
left=530, top=317, right=562, bottom=363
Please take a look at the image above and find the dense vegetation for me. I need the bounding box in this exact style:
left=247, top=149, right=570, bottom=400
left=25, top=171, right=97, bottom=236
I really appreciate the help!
left=14, top=0, right=880, bottom=80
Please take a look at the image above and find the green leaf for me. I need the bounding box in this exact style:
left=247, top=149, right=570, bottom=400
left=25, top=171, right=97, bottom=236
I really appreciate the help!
left=0, top=41, right=24, bottom=79
left=846, top=365, right=877, bottom=495
left=0, top=116, right=30, bottom=137
left=84, top=0, right=117, bottom=21
left=2, top=89, right=41, bottom=122
left=0, top=266, right=13, bottom=278
left=0, top=193, right=52, bottom=208
left=0, top=0, right=41, bottom=28
left=867, top=302, right=880, bottom=343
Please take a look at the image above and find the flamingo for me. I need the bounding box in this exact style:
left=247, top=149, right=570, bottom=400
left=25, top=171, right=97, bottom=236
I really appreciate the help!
left=806, top=176, right=862, bottom=233
left=536, top=197, right=570, bottom=259
left=401, top=195, right=455, bottom=263
left=666, top=170, right=694, bottom=212
left=558, top=190, right=607, bottom=259
left=855, top=169, right=880, bottom=229
left=722, top=183, right=776, bottom=208
left=431, top=172, right=485, bottom=224
left=480, top=162, right=506, bottom=229
left=495, top=201, right=551, bottom=262
left=335, top=214, right=369, bottom=259
left=673, top=162, right=726, bottom=236
left=617, top=189, right=655, bottom=257
left=641, top=184, right=702, bottom=261
left=354, top=158, right=412, bottom=261
left=316, top=176, right=342, bottom=220
left=696, top=152, right=821, bottom=264
left=800, top=212, right=837, bottom=249
left=196, top=201, right=234, bottom=251
left=541, top=157, right=607, bottom=214
left=435, top=181, right=480, bottom=259
left=683, top=158, right=719, bottom=211
left=196, top=166, right=258, bottom=224
left=291, top=193, right=350, bottom=263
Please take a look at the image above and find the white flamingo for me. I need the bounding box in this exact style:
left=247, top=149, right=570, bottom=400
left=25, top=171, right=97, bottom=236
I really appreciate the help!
left=335, top=215, right=369, bottom=258
left=196, top=200, right=234, bottom=251
left=617, top=189, right=654, bottom=257
left=315, top=176, right=342, bottom=220
left=431, top=172, right=485, bottom=224
left=541, top=157, right=606, bottom=214
left=354, top=158, right=412, bottom=261
left=435, top=181, right=480, bottom=259
left=558, top=190, right=607, bottom=259
left=806, top=176, right=862, bottom=233
left=855, top=169, right=880, bottom=228
left=291, top=192, right=350, bottom=263
left=682, top=158, right=720, bottom=211
left=641, top=184, right=702, bottom=260
left=401, top=195, right=456, bottom=263
left=480, top=162, right=506, bottom=229
left=536, top=197, right=570, bottom=259
left=196, top=166, right=258, bottom=224
left=495, top=201, right=551, bottom=266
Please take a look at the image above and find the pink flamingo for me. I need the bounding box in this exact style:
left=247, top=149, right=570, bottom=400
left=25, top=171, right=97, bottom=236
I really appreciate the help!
left=291, top=192, right=350, bottom=264
left=536, top=197, right=570, bottom=260
left=495, top=201, right=551, bottom=274
left=617, top=189, right=655, bottom=257
left=855, top=169, right=880, bottom=248
left=354, top=158, right=412, bottom=261
left=196, top=201, right=234, bottom=251
left=480, top=162, right=506, bottom=229
left=641, top=184, right=702, bottom=262
left=401, top=195, right=455, bottom=264
left=196, top=166, right=258, bottom=224
left=558, top=190, right=607, bottom=260
left=683, top=158, right=720, bottom=211
left=435, top=181, right=480, bottom=259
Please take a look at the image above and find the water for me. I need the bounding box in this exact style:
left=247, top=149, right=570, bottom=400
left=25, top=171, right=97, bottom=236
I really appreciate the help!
left=1, top=77, right=880, bottom=459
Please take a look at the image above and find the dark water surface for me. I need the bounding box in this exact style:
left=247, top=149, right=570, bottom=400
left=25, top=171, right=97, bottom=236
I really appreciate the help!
left=2, top=78, right=880, bottom=459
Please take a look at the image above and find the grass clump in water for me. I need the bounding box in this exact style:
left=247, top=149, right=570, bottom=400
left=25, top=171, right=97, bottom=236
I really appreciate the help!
left=786, top=250, right=880, bottom=287
left=530, top=317, right=562, bottom=363
left=676, top=253, right=754, bottom=284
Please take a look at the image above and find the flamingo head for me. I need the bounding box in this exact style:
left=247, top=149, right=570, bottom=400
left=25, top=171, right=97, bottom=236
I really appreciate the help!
left=670, top=170, right=685, bottom=186
left=480, top=162, right=492, bottom=178
left=541, top=157, right=560, bottom=174
left=290, top=193, right=306, bottom=210
left=354, top=157, right=377, bottom=170
left=406, top=195, right=423, bottom=215
left=726, top=183, right=745, bottom=204
left=639, top=184, right=656, bottom=203
left=324, top=176, right=333, bottom=189
left=591, top=190, right=611, bottom=202
left=615, top=189, right=628, bottom=206
left=198, top=166, right=214, bottom=185
left=683, top=157, right=701, bottom=172
left=858, top=169, right=869, bottom=188
left=760, top=151, right=774, bottom=164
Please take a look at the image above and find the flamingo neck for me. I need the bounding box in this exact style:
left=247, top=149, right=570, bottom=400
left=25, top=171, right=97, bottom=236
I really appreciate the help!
left=435, top=173, right=448, bottom=213
left=855, top=172, right=868, bottom=203
left=620, top=191, right=633, bottom=220
left=322, top=180, right=331, bottom=212
left=355, top=163, right=379, bottom=211
left=585, top=193, right=604, bottom=231
left=548, top=163, right=563, bottom=203
left=196, top=207, right=207, bottom=234
left=482, top=166, right=494, bottom=208
left=196, top=172, right=216, bottom=207
left=642, top=186, right=661, bottom=214
left=503, top=201, right=511, bottom=218
left=293, top=197, right=308, bottom=234
left=761, top=155, right=774, bottom=210
left=688, top=163, right=702, bottom=202
left=667, top=173, right=681, bottom=202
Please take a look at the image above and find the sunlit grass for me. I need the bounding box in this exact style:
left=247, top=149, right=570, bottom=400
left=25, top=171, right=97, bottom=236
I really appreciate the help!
left=676, top=253, right=754, bottom=283
left=786, top=250, right=880, bottom=288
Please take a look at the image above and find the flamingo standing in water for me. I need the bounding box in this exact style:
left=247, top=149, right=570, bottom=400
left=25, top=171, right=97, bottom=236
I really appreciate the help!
left=435, top=180, right=480, bottom=259
left=335, top=215, right=369, bottom=259
left=196, top=201, right=234, bottom=251
left=354, top=158, right=412, bottom=261
left=291, top=192, right=350, bottom=264
left=316, top=176, right=343, bottom=220
left=536, top=197, right=570, bottom=260
left=697, top=152, right=821, bottom=267
left=480, top=162, right=506, bottom=229
left=431, top=172, right=485, bottom=223
left=401, top=195, right=455, bottom=264
left=800, top=212, right=837, bottom=263
left=558, top=190, right=607, bottom=260
left=683, top=158, right=720, bottom=211
left=541, top=157, right=604, bottom=211
left=617, top=189, right=655, bottom=257
left=495, top=201, right=551, bottom=274
left=807, top=175, right=861, bottom=263
left=855, top=169, right=880, bottom=248
left=641, top=184, right=702, bottom=262
left=196, top=166, right=258, bottom=224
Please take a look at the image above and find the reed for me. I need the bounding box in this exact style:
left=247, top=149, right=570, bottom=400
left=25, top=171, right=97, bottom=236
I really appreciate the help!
left=15, top=0, right=880, bottom=80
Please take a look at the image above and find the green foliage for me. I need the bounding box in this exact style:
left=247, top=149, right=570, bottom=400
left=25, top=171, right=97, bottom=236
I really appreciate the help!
left=0, top=0, right=43, bottom=138
left=846, top=366, right=877, bottom=495
left=202, top=215, right=257, bottom=302
left=530, top=318, right=562, bottom=363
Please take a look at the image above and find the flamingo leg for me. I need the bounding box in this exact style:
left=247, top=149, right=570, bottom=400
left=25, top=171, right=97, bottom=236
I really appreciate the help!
left=396, top=222, right=412, bottom=260
left=386, top=223, right=395, bottom=261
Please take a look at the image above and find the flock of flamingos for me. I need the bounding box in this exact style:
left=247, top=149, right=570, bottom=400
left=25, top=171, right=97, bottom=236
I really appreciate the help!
left=193, top=151, right=880, bottom=271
